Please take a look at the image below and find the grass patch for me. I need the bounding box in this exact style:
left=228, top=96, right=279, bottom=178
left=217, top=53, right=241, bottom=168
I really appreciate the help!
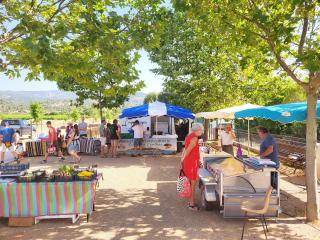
left=0, top=113, right=69, bottom=121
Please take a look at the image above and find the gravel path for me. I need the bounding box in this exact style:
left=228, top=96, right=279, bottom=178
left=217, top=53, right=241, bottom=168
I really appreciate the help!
left=0, top=155, right=319, bottom=240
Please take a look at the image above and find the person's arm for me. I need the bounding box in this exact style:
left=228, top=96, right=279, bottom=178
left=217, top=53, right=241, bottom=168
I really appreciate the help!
left=181, top=137, right=198, bottom=163
left=260, top=145, right=273, bottom=158
left=116, top=126, right=121, bottom=138
left=49, top=129, right=54, bottom=146
left=67, top=131, right=75, bottom=146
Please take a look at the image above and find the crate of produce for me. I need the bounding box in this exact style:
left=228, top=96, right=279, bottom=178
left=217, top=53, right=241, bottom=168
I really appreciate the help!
left=74, top=170, right=97, bottom=181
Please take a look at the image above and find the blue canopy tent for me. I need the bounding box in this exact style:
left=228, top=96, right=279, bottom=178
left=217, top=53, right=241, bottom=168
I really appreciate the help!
left=120, top=101, right=195, bottom=119
left=119, top=101, right=195, bottom=135
left=235, top=101, right=320, bottom=123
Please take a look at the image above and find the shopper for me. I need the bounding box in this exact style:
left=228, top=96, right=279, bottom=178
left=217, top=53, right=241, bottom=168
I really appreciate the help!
left=41, top=121, right=58, bottom=164
left=56, top=128, right=65, bottom=161
left=110, top=119, right=120, bottom=158
left=131, top=120, right=144, bottom=150
left=181, top=123, right=203, bottom=210
left=79, top=117, right=88, bottom=138
left=105, top=123, right=112, bottom=157
left=11, top=132, right=24, bottom=162
left=67, top=124, right=81, bottom=163
left=99, top=119, right=106, bottom=157
left=1, top=121, right=14, bottom=145
left=219, top=123, right=236, bottom=156
left=65, top=123, right=73, bottom=140
left=257, top=126, right=279, bottom=168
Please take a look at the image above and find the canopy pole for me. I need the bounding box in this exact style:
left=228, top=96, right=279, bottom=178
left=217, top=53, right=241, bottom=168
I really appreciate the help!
left=156, top=116, right=158, bottom=135
left=247, top=119, right=250, bottom=155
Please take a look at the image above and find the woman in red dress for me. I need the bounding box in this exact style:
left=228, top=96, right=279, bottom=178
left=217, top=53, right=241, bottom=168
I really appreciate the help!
left=181, top=123, right=203, bottom=210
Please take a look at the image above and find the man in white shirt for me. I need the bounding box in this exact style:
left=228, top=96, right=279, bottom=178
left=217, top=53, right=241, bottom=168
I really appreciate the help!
left=219, top=124, right=236, bottom=156
left=79, top=117, right=88, bottom=138
left=132, top=120, right=144, bottom=150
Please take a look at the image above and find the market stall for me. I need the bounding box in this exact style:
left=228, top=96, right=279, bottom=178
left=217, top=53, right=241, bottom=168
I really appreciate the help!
left=0, top=163, right=102, bottom=225
left=196, top=104, right=261, bottom=153
left=199, top=151, right=280, bottom=218
left=235, top=101, right=320, bottom=179
left=119, top=101, right=195, bottom=154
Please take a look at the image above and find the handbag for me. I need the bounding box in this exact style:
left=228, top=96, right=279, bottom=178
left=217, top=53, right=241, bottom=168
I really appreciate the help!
left=48, top=146, right=56, bottom=154
left=177, top=170, right=191, bottom=198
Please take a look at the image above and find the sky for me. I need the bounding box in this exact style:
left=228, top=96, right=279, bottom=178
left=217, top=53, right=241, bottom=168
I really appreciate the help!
left=0, top=50, right=164, bottom=93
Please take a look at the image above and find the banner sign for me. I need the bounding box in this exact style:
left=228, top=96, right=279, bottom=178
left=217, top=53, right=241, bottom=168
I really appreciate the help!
left=118, top=138, right=177, bottom=152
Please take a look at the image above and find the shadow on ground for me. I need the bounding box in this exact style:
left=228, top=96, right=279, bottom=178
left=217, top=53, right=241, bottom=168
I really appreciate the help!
left=0, top=155, right=318, bottom=240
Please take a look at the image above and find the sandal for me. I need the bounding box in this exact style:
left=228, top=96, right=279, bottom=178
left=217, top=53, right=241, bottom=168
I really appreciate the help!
left=188, top=204, right=200, bottom=211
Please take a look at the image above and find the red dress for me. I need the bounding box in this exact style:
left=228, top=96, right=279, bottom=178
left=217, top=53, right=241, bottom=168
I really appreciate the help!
left=182, top=132, right=200, bottom=180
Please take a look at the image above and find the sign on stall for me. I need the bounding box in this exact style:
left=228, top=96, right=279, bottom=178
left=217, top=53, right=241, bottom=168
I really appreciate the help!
left=118, top=138, right=177, bottom=152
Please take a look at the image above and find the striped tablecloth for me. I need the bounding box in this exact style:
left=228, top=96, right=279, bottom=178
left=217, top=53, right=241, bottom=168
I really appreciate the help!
left=0, top=181, right=96, bottom=217
left=25, top=141, right=47, bottom=157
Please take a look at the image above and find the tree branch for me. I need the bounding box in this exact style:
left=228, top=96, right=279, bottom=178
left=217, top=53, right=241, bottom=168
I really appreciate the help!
left=298, top=15, right=309, bottom=56
left=233, top=10, right=307, bottom=88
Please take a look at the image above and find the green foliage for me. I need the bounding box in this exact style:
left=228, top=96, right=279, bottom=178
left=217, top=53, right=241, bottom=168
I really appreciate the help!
left=0, top=1, right=166, bottom=85
left=69, top=107, right=81, bottom=122
left=143, top=92, right=158, bottom=104
left=149, top=9, right=306, bottom=112
left=0, top=113, right=68, bottom=121
left=29, top=102, right=43, bottom=123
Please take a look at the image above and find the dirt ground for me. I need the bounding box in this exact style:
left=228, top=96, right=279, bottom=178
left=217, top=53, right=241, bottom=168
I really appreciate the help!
left=0, top=155, right=320, bottom=240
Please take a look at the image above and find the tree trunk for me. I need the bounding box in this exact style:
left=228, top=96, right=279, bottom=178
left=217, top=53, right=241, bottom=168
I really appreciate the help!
left=305, top=89, right=319, bottom=222
left=98, top=91, right=103, bottom=121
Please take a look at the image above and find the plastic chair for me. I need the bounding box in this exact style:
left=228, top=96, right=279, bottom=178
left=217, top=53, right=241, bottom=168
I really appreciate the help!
left=240, top=186, right=273, bottom=240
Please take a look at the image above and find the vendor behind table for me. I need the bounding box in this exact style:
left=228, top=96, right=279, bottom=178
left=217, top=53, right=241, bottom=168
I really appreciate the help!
left=218, top=123, right=236, bottom=156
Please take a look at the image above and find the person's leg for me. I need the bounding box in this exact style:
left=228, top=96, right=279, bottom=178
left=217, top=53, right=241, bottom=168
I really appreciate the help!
left=114, top=140, right=119, bottom=157
left=139, top=139, right=143, bottom=150
left=133, top=138, right=138, bottom=150
left=189, top=179, right=197, bottom=206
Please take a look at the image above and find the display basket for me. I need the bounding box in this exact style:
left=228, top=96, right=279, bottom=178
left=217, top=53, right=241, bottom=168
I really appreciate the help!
left=74, top=172, right=97, bottom=181
left=0, top=163, right=30, bottom=171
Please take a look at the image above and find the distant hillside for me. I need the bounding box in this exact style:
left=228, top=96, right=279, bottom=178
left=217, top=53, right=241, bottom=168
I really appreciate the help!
left=0, top=90, right=147, bottom=114
left=0, top=90, right=77, bottom=103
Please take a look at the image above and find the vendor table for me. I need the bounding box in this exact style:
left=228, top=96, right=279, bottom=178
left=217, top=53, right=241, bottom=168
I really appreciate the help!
left=0, top=180, right=98, bottom=220
left=118, top=135, right=177, bottom=154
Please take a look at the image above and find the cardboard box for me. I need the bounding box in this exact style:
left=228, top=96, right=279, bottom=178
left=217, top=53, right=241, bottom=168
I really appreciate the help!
left=8, top=217, right=35, bottom=227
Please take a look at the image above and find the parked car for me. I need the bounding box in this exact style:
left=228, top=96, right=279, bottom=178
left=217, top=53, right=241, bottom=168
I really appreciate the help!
left=0, top=120, right=36, bottom=138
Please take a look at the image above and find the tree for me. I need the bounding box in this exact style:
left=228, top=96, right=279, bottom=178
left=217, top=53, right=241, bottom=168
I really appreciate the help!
left=144, top=92, right=158, bottom=104
left=69, top=107, right=80, bottom=123
left=149, top=9, right=304, bottom=112
left=178, top=0, right=320, bottom=221
left=30, top=102, right=44, bottom=135
left=0, top=1, right=166, bottom=82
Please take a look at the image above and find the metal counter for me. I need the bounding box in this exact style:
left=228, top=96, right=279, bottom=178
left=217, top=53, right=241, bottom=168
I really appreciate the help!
left=199, top=153, right=280, bottom=218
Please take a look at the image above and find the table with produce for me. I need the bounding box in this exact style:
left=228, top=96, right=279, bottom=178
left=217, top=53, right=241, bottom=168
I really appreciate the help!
left=0, top=163, right=102, bottom=223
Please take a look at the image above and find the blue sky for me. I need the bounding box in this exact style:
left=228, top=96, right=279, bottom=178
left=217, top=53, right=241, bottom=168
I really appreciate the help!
left=0, top=50, right=164, bottom=93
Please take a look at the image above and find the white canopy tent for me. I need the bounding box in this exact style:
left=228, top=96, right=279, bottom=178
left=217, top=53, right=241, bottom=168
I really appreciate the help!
left=196, top=104, right=261, bottom=119
left=196, top=104, right=262, bottom=154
